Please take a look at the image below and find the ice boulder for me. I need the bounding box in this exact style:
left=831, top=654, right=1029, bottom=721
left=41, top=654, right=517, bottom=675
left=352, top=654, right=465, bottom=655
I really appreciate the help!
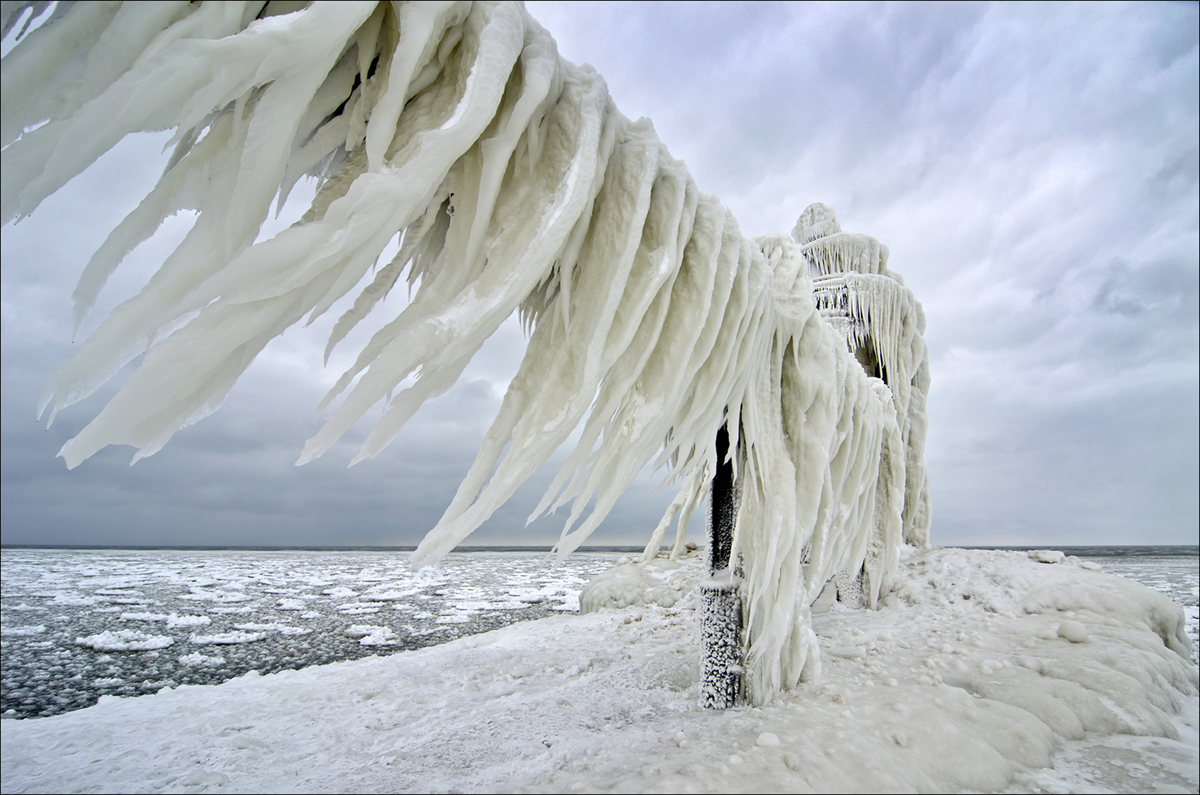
left=580, top=556, right=702, bottom=613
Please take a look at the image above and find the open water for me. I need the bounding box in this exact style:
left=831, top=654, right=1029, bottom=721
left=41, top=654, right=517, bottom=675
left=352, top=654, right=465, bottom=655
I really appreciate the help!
left=2, top=545, right=1196, bottom=721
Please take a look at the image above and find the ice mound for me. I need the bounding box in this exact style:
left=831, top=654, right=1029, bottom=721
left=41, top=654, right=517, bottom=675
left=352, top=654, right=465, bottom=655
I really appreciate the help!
left=877, top=549, right=1196, bottom=752
left=1029, top=549, right=1067, bottom=564
left=579, top=553, right=704, bottom=613
left=1057, top=620, right=1089, bottom=643
left=889, top=547, right=1192, bottom=659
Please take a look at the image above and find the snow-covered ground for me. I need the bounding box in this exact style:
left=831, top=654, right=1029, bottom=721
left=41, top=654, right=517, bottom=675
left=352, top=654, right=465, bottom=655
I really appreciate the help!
left=2, top=546, right=1197, bottom=793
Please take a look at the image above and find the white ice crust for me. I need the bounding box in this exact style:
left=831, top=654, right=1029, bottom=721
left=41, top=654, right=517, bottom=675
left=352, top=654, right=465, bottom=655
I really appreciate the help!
left=2, top=1, right=930, bottom=703
left=4, top=548, right=1196, bottom=793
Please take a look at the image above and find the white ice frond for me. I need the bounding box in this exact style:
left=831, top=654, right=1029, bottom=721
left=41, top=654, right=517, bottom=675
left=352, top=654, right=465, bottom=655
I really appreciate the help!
left=8, top=2, right=931, bottom=706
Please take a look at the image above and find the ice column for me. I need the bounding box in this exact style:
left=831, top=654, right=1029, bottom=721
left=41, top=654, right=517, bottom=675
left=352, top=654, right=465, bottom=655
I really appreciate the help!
left=701, top=422, right=742, bottom=709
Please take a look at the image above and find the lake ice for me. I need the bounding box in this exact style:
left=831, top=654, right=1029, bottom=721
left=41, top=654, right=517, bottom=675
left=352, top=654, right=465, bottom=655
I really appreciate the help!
left=1, top=548, right=619, bottom=719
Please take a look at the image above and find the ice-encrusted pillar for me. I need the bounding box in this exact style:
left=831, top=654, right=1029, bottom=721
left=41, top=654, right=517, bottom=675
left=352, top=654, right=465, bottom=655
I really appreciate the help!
left=701, top=422, right=742, bottom=709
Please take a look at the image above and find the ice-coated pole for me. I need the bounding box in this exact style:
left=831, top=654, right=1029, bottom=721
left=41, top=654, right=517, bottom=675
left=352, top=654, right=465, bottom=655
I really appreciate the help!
left=701, top=422, right=742, bottom=708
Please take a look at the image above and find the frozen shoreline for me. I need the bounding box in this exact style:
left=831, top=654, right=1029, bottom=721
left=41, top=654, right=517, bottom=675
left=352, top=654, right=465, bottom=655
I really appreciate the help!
left=3, top=546, right=1197, bottom=793
left=0, top=548, right=618, bottom=719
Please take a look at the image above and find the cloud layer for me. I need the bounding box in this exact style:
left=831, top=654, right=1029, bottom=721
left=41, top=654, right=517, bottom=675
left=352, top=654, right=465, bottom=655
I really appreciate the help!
left=3, top=1, right=1196, bottom=547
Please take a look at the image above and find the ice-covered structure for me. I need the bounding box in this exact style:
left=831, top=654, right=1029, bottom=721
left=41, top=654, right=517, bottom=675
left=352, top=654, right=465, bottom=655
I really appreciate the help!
left=2, top=1, right=929, bottom=704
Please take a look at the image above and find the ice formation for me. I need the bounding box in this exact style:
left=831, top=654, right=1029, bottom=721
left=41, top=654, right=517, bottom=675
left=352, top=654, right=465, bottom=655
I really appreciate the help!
left=2, top=1, right=930, bottom=703
left=4, top=548, right=1196, bottom=793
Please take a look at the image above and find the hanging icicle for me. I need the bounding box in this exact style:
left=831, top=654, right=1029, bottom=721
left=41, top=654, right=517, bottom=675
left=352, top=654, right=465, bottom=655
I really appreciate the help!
left=2, top=1, right=931, bottom=704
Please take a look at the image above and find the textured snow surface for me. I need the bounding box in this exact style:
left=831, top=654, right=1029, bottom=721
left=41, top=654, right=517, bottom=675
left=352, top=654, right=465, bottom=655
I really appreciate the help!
left=2, top=548, right=1196, bottom=794
left=3, top=1, right=931, bottom=703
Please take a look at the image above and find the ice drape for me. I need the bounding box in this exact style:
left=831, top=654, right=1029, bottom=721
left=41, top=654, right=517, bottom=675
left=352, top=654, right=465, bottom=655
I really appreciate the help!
left=2, top=0, right=931, bottom=703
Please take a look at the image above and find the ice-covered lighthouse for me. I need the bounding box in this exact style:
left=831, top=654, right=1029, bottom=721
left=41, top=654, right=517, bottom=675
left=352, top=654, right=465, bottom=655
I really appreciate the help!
left=5, top=0, right=932, bottom=706
left=690, top=202, right=932, bottom=707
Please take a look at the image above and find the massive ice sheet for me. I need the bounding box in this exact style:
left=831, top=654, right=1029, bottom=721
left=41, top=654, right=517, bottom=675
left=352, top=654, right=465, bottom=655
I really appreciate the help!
left=2, top=1, right=931, bottom=702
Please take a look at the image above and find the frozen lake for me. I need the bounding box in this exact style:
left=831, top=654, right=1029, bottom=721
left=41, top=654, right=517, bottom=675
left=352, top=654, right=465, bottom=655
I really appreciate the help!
left=1, top=545, right=1195, bottom=721
left=0, top=548, right=626, bottom=719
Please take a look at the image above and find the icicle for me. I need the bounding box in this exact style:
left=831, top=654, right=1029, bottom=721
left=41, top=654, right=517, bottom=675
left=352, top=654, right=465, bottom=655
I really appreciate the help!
left=9, top=4, right=932, bottom=707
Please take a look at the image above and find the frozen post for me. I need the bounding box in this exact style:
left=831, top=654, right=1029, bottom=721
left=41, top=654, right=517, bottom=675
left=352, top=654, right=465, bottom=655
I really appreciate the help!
left=701, top=422, right=741, bottom=709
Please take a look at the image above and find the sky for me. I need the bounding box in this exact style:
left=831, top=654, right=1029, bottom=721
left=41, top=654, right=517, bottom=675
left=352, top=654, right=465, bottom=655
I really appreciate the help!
left=1, top=1, right=1197, bottom=549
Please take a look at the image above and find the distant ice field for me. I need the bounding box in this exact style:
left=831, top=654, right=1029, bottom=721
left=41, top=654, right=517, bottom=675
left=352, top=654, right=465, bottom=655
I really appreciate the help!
left=1, top=546, right=1195, bottom=721
left=0, top=548, right=624, bottom=719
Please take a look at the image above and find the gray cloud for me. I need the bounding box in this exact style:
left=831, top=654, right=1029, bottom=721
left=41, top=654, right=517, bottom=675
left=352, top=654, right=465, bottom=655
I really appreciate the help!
left=3, top=2, right=1197, bottom=548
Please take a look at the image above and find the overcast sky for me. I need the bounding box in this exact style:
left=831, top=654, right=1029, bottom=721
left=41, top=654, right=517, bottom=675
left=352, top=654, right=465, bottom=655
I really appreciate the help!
left=2, top=1, right=1197, bottom=549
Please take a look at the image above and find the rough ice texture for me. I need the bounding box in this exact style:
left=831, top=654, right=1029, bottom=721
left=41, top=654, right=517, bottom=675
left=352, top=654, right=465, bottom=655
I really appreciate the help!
left=700, top=582, right=743, bottom=708
left=3, top=1, right=930, bottom=704
left=4, top=549, right=1195, bottom=793
left=579, top=556, right=697, bottom=613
